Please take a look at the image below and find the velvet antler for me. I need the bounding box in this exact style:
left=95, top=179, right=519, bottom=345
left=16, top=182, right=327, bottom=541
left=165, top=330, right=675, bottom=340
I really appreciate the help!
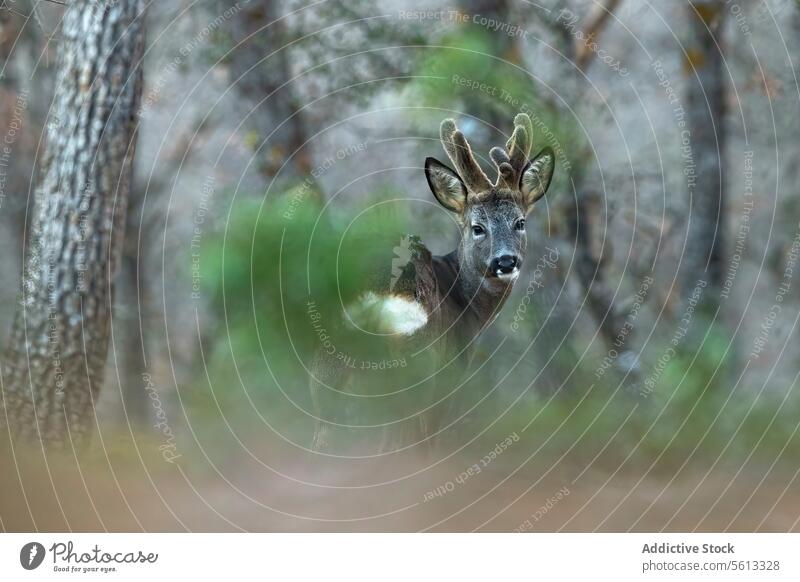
left=439, top=119, right=493, bottom=194
left=491, top=113, right=534, bottom=189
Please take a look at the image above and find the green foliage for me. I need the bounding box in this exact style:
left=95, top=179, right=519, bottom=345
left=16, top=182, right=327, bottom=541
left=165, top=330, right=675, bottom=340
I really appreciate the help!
left=415, top=30, right=534, bottom=109
left=502, top=321, right=800, bottom=471
left=190, top=185, right=413, bottom=426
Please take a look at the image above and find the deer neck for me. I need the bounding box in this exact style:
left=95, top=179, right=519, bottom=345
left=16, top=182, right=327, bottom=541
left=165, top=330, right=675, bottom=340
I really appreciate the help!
left=441, top=249, right=515, bottom=331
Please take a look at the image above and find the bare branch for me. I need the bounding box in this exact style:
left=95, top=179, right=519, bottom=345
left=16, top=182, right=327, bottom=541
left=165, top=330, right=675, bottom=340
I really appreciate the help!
left=575, top=0, right=622, bottom=71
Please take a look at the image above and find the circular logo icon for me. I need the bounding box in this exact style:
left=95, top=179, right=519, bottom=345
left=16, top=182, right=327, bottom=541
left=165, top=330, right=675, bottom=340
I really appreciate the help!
left=20, top=542, right=46, bottom=570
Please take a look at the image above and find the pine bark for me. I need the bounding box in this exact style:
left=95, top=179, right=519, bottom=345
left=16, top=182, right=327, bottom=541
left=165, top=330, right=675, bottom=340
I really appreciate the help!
left=1, top=0, right=146, bottom=446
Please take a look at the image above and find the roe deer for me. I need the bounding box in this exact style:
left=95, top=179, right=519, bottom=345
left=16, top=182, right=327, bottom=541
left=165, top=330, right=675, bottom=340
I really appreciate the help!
left=310, top=113, right=555, bottom=452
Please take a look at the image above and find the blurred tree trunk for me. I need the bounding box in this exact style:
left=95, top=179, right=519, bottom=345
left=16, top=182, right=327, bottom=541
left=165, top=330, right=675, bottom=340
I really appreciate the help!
left=552, top=1, right=640, bottom=379
left=0, top=8, right=28, bottom=325
left=0, top=2, right=45, bottom=283
left=682, top=1, right=726, bottom=305
left=226, top=0, right=313, bottom=180
left=457, top=0, right=518, bottom=131
left=1, top=0, right=146, bottom=446
left=115, top=248, right=151, bottom=426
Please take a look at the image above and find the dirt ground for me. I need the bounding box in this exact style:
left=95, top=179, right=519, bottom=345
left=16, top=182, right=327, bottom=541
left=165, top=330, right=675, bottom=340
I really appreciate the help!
left=2, top=429, right=797, bottom=533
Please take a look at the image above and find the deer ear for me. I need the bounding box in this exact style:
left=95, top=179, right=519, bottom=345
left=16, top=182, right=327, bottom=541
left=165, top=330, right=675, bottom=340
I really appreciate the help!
left=520, top=147, right=555, bottom=210
left=425, top=157, right=467, bottom=213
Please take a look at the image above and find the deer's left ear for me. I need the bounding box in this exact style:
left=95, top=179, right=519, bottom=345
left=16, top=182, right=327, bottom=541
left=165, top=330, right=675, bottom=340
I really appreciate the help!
left=520, top=147, right=555, bottom=210
left=425, top=157, right=468, bottom=214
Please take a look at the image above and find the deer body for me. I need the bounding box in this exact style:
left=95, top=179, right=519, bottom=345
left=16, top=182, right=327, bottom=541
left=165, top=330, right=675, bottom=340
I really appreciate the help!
left=310, top=114, right=555, bottom=452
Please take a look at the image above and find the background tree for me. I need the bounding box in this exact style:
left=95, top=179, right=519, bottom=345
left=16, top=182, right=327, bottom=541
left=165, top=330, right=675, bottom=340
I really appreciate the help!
left=682, top=0, right=726, bottom=307
left=1, top=0, right=146, bottom=446
left=551, top=0, right=640, bottom=380
left=0, top=1, right=53, bottom=315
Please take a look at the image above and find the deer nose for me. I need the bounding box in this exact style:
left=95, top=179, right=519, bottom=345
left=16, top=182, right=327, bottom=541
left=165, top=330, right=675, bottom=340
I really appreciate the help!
left=491, top=255, right=519, bottom=275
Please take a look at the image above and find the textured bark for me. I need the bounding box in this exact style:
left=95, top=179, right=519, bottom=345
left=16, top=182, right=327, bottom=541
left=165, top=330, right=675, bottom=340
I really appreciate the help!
left=682, top=1, right=726, bottom=302
left=1, top=0, right=146, bottom=446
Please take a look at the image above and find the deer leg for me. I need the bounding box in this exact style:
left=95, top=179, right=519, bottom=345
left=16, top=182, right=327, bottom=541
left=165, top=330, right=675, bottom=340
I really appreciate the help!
left=417, top=377, right=452, bottom=452
left=378, top=424, right=395, bottom=453
left=309, top=351, right=350, bottom=451
left=377, top=416, right=422, bottom=454
left=310, top=378, right=334, bottom=451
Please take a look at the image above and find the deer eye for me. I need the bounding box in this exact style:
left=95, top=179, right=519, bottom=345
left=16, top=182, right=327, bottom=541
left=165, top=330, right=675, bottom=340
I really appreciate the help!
left=471, top=224, right=486, bottom=237
left=514, top=218, right=526, bottom=231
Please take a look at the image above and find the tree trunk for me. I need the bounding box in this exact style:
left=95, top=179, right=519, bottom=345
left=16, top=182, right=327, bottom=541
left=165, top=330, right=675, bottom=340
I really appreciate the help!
left=682, top=1, right=726, bottom=305
left=115, top=250, right=152, bottom=426
left=1, top=0, right=146, bottom=447
left=567, top=182, right=638, bottom=368
left=0, top=1, right=47, bottom=295
left=457, top=0, right=518, bottom=132
left=552, top=2, right=639, bottom=381
left=226, top=0, right=312, bottom=180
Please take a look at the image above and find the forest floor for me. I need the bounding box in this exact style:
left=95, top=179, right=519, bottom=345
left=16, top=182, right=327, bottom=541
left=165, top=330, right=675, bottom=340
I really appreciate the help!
left=2, top=428, right=798, bottom=532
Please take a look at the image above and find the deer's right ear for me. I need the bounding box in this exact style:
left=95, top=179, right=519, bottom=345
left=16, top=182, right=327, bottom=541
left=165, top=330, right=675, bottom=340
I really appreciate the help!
left=425, top=157, right=467, bottom=213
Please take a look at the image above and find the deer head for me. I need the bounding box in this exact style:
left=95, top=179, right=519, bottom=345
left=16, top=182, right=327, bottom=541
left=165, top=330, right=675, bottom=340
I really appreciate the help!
left=424, top=113, right=555, bottom=290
